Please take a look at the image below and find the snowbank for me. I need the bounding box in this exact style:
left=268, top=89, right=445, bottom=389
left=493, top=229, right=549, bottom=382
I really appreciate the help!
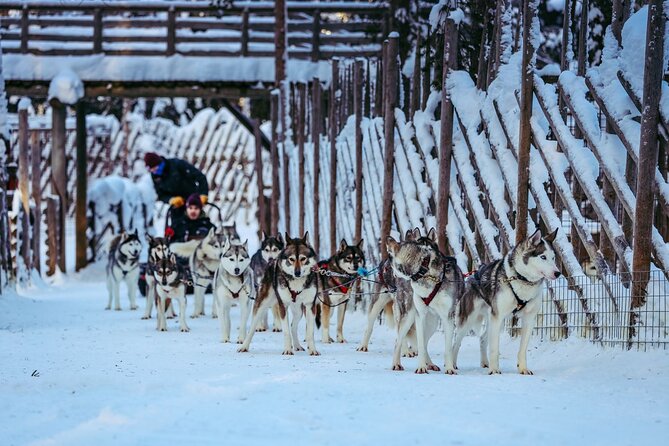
left=48, top=68, right=84, bottom=105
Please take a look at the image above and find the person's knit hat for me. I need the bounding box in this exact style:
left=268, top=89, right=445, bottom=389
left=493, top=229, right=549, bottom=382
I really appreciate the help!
left=144, top=152, right=163, bottom=168
left=186, top=193, right=203, bottom=209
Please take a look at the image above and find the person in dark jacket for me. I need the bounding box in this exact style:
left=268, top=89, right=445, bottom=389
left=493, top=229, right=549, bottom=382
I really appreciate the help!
left=144, top=152, right=209, bottom=209
left=165, top=193, right=215, bottom=243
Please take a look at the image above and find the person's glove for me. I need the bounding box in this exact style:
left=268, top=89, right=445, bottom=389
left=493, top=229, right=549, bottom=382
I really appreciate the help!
left=165, top=227, right=175, bottom=239
left=169, top=196, right=184, bottom=208
left=200, top=195, right=208, bottom=205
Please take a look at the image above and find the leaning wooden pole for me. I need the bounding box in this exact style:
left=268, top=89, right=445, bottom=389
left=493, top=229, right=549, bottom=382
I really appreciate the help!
left=50, top=98, right=67, bottom=273
left=329, top=60, right=339, bottom=255
left=253, top=119, right=267, bottom=236
left=437, top=18, right=458, bottom=254
left=270, top=91, right=280, bottom=236
left=380, top=34, right=398, bottom=259
left=75, top=100, right=88, bottom=271
left=631, top=0, right=666, bottom=307
left=30, top=122, right=41, bottom=273
left=312, top=78, right=322, bottom=253
left=18, top=103, right=31, bottom=273
left=515, top=0, right=537, bottom=244
left=354, top=59, right=364, bottom=243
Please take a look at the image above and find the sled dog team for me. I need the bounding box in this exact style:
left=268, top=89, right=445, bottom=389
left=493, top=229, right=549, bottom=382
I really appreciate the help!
left=107, top=226, right=560, bottom=374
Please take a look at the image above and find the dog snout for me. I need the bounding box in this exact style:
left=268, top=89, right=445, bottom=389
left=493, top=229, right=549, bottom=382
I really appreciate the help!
left=553, top=271, right=561, bottom=279
left=234, top=267, right=240, bottom=275
left=294, top=269, right=302, bottom=278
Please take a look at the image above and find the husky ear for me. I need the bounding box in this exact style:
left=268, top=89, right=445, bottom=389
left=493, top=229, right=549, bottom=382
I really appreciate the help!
left=120, top=231, right=128, bottom=242
left=302, top=231, right=309, bottom=243
left=170, top=253, right=177, bottom=264
left=544, top=228, right=558, bottom=244
left=145, top=234, right=154, bottom=245
left=404, top=229, right=413, bottom=241
left=386, top=236, right=400, bottom=257
left=261, top=231, right=267, bottom=241
left=339, top=238, right=348, bottom=252
left=276, top=232, right=284, bottom=244
left=413, top=228, right=422, bottom=240
left=426, top=228, right=437, bottom=242
left=357, top=239, right=364, bottom=249
left=223, top=237, right=231, bottom=251
left=284, top=232, right=291, bottom=244
left=528, top=229, right=542, bottom=246
left=133, top=229, right=139, bottom=238
left=207, top=227, right=216, bottom=238
left=243, top=239, right=248, bottom=249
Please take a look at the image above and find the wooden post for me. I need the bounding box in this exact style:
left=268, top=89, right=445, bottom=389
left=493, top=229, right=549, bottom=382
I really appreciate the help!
left=93, top=8, right=103, bottom=54
left=311, top=10, right=321, bottom=62
left=488, top=0, right=504, bottom=85
left=297, top=83, right=306, bottom=235
left=577, top=0, right=588, bottom=78
left=611, top=0, right=626, bottom=44
left=559, top=0, right=571, bottom=119
left=167, top=6, right=176, bottom=56
left=241, top=8, right=249, bottom=57
left=312, top=78, right=322, bottom=253
left=253, top=120, right=267, bottom=235
left=329, top=61, right=339, bottom=255
left=437, top=20, right=457, bottom=254
left=270, top=92, right=280, bottom=235
left=75, top=101, right=88, bottom=271
left=515, top=0, right=537, bottom=244
left=354, top=60, right=364, bottom=243
left=410, top=33, right=422, bottom=118
left=380, top=34, right=398, bottom=259
left=275, top=0, right=287, bottom=85
left=50, top=98, right=67, bottom=273
left=476, top=7, right=491, bottom=90
left=45, top=197, right=58, bottom=276
left=422, top=31, right=431, bottom=110
left=282, top=127, right=291, bottom=234
left=18, top=104, right=31, bottom=272
left=364, top=59, right=371, bottom=118
left=632, top=0, right=665, bottom=307
left=375, top=54, right=384, bottom=117
left=20, top=5, right=28, bottom=53
left=31, top=128, right=41, bottom=273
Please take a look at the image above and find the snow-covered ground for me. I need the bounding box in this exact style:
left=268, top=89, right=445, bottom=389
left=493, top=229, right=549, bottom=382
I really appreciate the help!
left=1, top=266, right=668, bottom=446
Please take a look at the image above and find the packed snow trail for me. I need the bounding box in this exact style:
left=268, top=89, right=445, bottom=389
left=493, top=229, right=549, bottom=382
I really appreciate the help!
left=1, top=267, right=668, bottom=446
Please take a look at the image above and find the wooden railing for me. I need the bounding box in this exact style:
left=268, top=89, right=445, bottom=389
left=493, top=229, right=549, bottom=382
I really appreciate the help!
left=0, top=1, right=388, bottom=59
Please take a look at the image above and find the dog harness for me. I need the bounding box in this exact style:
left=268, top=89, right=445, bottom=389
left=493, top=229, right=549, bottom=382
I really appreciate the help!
left=410, top=256, right=431, bottom=281
left=507, top=272, right=543, bottom=315
left=220, top=271, right=246, bottom=299
left=317, top=261, right=355, bottom=294
left=421, top=263, right=447, bottom=307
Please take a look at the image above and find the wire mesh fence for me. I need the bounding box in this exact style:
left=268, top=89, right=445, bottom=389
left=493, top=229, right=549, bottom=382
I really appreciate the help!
left=515, top=271, right=669, bottom=351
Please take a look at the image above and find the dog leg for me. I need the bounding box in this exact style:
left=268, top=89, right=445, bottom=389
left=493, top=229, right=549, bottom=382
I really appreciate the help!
left=413, top=305, right=430, bottom=374
left=357, top=294, right=390, bottom=352
left=178, top=295, right=190, bottom=332
left=237, top=295, right=250, bottom=344
left=113, top=279, right=122, bottom=311
left=238, top=296, right=274, bottom=352
left=191, top=286, right=203, bottom=318
left=256, top=307, right=268, bottom=332
left=157, top=297, right=167, bottom=331
left=405, top=325, right=418, bottom=357
left=166, top=301, right=176, bottom=319
left=305, top=303, right=320, bottom=356
left=392, top=313, right=414, bottom=371
left=218, top=294, right=231, bottom=342
left=142, top=280, right=154, bottom=319
left=105, top=276, right=113, bottom=310
left=271, top=304, right=282, bottom=332
left=452, top=323, right=467, bottom=371
left=290, top=305, right=304, bottom=352
left=487, top=315, right=504, bottom=374
left=336, top=301, right=347, bottom=343
left=211, top=288, right=218, bottom=319
left=127, top=273, right=139, bottom=310
left=442, top=316, right=456, bottom=375
left=479, top=316, right=489, bottom=368
left=517, top=311, right=538, bottom=375
left=280, top=306, right=293, bottom=355
left=321, top=299, right=333, bottom=343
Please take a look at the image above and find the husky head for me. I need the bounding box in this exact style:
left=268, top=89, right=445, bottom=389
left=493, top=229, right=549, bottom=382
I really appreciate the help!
left=146, top=234, right=170, bottom=261
left=405, top=227, right=440, bottom=251
left=279, top=232, right=317, bottom=278
left=514, top=229, right=561, bottom=281
left=155, top=253, right=179, bottom=286
left=220, top=222, right=240, bottom=242
left=201, top=227, right=225, bottom=259
left=260, top=232, right=284, bottom=262
left=385, top=236, right=431, bottom=281
left=334, top=239, right=366, bottom=274
left=220, top=239, right=251, bottom=276
left=119, top=230, right=141, bottom=259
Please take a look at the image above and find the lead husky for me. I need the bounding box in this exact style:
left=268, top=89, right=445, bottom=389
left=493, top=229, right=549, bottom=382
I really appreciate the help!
left=249, top=232, right=285, bottom=331
left=387, top=232, right=465, bottom=374
left=153, top=253, right=190, bottom=332
left=214, top=239, right=254, bottom=343
left=453, top=229, right=560, bottom=375
left=238, top=233, right=320, bottom=356
left=106, top=231, right=141, bottom=311
left=171, top=228, right=225, bottom=318
left=142, top=235, right=175, bottom=320
left=318, top=239, right=365, bottom=343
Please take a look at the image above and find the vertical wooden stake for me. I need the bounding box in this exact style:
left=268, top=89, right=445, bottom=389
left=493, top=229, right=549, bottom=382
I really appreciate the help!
left=380, top=34, right=398, bottom=259
left=167, top=6, right=176, bottom=56
left=422, top=30, right=431, bottom=110
left=75, top=101, right=88, bottom=271
left=410, top=33, right=422, bottom=118
left=254, top=120, right=267, bottom=235
left=50, top=98, right=67, bottom=273
left=329, top=61, right=339, bottom=255
left=18, top=104, right=31, bottom=272
left=354, top=60, right=364, bottom=243
left=312, top=78, right=322, bottom=253
left=298, top=83, right=307, bottom=235
left=31, top=128, right=41, bottom=273
left=270, top=92, right=280, bottom=235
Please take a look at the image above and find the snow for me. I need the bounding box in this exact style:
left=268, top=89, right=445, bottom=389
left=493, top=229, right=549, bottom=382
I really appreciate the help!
left=1, top=276, right=668, bottom=445
left=47, top=68, right=84, bottom=105
left=428, top=1, right=462, bottom=31
left=17, top=97, right=31, bottom=111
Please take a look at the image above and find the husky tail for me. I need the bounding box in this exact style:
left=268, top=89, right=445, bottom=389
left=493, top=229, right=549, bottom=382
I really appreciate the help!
left=315, top=303, right=321, bottom=329
left=169, top=239, right=200, bottom=258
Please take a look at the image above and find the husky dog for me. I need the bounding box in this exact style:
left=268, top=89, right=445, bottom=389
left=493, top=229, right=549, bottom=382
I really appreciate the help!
left=214, top=239, right=254, bottom=343
left=153, top=253, right=190, bottom=332
left=171, top=227, right=225, bottom=318
left=318, top=239, right=365, bottom=343
left=238, top=233, right=320, bottom=356
left=142, top=235, right=176, bottom=320
left=106, top=231, right=141, bottom=311
left=249, top=232, right=285, bottom=332
left=453, top=229, right=560, bottom=375
left=220, top=222, right=240, bottom=242
left=387, top=231, right=465, bottom=374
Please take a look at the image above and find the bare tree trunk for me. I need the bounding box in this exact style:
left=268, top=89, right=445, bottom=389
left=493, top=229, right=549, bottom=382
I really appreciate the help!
left=75, top=101, right=88, bottom=271
left=380, top=34, right=398, bottom=260
left=50, top=98, right=67, bottom=273
left=354, top=60, right=364, bottom=243
left=312, top=78, right=322, bottom=253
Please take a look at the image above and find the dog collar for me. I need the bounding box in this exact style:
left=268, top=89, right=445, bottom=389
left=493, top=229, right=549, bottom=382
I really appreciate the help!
left=410, top=256, right=431, bottom=281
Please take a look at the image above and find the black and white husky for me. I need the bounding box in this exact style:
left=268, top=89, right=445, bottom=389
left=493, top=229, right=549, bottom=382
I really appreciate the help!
left=387, top=231, right=465, bottom=374
left=318, top=239, right=365, bottom=343
left=142, top=235, right=175, bottom=320
left=453, top=229, right=560, bottom=375
left=153, top=253, right=190, bottom=333
left=105, top=231, right=141, bottom=311
left=249, top=232, right=284, bottom=332
left=238, top=233, right=320, bottom=356
left=214, top=239, right=254, bottom=343
left=171, top=227, right=225, bottom=318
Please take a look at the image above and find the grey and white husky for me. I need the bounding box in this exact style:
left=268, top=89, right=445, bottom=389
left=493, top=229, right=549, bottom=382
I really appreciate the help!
left=171, top=227, right=225, bottom=318
left=318, top=239, right=365, bottom=344
left=214, top=239, right=254, bottom=343
left=387, top=231, right=465, bottom=374
left=238, top=233, right=320, bottom=356
left=106, top=231, right=141, bottom=311
left=142, top=235, right=175, bottom=320
left=249, top=232, right=284, bottom=332
left=153, top=253, right=189, bottom=333
left=453, top=229, right=560, bottom=375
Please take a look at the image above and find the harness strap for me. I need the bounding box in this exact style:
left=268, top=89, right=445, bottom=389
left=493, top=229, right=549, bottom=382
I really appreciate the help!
left=410, top=256, right=431, bottom=281
left=421, top=264, right=446, bottom=307
left=509, top=281, right=529, bottom=314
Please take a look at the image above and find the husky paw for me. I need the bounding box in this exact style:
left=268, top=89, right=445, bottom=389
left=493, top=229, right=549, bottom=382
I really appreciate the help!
left=488, top=368, right=502, bottom=375
left=272, top=327, right=282, bottom=332
left=190, top=314, right=199, bottom=319
left=309, top=350, right=321, bottom=356
left=281, top=349, right=294, bottom=355
left=236, top=339, right=244, bottom=344
left=212, top=314, right=218, bottom=319
left=256, top=327, right=267, bottom=332
left=141, top=316, right=150, bottom=320
left=481, top=362, right=489, bottom=369
left=295, top=345, right=305, bottom=352
left=221, top=338, right=230, bottom=343
left=237, top=347, right=249, bottom=353
left=518, top=368, right=534, bottom=375
left=322, top=338, right=333, bottom=344
left=180, top=327, right=190, bottom=333
left=160, top=328, right=167, bottom=332
left=356, top=345, right=368, bottom=352
left=391, top=364, right=404, bottom=371
left=114, top=307, right=122, bottom=311
left=415, top=366, right=430, bottom=374
left=428, top=364, right=441, bottom=372
left=166, top=315, right=175, bottom=319
left=105, top=306, right=111, bottom=310
left=444, top=368, right=457, bottom=375
left=336, top=337, right=347, bottom=344
left=130, top=305, right=138, bottom=310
